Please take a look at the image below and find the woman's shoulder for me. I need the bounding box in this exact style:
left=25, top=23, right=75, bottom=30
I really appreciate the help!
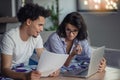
left=77, top=39, right=89, bottom=45
left=46, top=32, right=62, bottom=43
left=49, top=32, right=59, bottom=39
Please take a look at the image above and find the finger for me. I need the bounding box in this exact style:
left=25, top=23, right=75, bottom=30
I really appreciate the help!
left=100, top=58, right=106, bottom=64
left=33, top=71, right=41, bottom=75
left=31, top=71, right=41, bottom=78
left=98, top=67, right=105, bottom=72
left=49, top=70, right=59, bottom=77
left=98, top=63, right=106, bottom=73
left=102, top=58, right=106, bottom=63
left=98, top=68, right=103, bottom=72
left=76, top=45, right=82, bottom=53
left=49, top=73, right=56, bottom=77
left=49, top=72, right=55, bottom=77
left=98, top=66, right=104, bottom=72
left=100, top=59, right=106, bottom=67
left=49, top=74, right=53, bottom=77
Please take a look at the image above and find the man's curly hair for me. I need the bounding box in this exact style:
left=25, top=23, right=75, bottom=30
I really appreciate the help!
left=17, top=3, right=50, bottom=23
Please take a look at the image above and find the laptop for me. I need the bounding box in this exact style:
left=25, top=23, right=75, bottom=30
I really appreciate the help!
left=62, top=46, right=105, bottom=78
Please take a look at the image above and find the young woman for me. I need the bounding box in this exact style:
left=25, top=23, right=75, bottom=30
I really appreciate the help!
left=44, top=12, right=106, bottom=73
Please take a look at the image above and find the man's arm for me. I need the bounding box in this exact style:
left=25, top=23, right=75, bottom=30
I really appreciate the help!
left=35, top=48, right=44, bottom=59
left=1, top=54, right=27, bottom=80
left=35, top=48, right=60, bottom=77
left=1, top=53, right=41, bottom=80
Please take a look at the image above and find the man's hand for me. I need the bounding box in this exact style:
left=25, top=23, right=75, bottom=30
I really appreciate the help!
left=26, top=70, right=41, bottom=80
left=49, top=69, right=60, bottom=77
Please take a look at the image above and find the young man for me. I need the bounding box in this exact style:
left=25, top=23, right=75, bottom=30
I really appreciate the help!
left=0, top=3, right=50, bottom=80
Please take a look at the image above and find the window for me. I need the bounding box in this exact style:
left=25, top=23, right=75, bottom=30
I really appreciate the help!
left=76, top=0, right=119, bottom=12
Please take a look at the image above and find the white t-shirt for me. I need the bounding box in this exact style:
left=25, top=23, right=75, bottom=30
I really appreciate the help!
left=0, top=27, right=43, bottom=67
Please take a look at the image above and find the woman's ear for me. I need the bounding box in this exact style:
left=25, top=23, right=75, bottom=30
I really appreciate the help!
left=26, top=19, right=32, bottom=26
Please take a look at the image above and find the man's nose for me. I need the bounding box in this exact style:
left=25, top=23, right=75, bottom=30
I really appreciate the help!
left=40, top=26, right=43, bottom=32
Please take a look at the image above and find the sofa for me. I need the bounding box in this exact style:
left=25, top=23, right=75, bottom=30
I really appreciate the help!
left=0, top=31, right=120, bottom=68
left=39, top=31, right=120, bottom=69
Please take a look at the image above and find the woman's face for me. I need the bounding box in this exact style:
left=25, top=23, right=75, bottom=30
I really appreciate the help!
left=65, top=23, right=79, bottom=41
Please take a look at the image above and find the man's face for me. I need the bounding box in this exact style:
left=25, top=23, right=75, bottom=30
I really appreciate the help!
left=28, top=16, right=45, bottom=38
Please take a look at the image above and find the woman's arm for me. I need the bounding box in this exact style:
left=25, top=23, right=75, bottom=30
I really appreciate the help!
left=98, top=57, right=106, bottom=72
left=64, top=44, right=82, bottom=67
left=64, top=53, right=76, bottom=67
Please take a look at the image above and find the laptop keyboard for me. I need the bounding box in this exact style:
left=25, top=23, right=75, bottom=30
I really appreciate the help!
left=67, top=68, right=88, bottom=75
left=62, top=67, right=88, bottom=76
left=61, top=60, right=89, bottom=77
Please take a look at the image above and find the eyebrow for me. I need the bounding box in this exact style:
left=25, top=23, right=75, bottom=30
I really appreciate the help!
left=38, top=24, right=44, bottom=26
left=66, top=28, right=78, bottom=31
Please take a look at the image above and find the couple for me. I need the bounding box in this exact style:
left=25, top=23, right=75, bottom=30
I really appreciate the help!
left=0, top=3, right=106, bottom=80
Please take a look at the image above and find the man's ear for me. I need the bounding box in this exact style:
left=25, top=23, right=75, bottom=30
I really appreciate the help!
left=26, top=19, right=32, bottom=26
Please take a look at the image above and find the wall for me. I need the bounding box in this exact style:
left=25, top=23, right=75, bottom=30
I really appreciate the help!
left=0, top=0, right=15, bottom=17
left=0, top=0, right=117, bottom=50
left=82, top=12, right=120, bottom=50
left=33, top=0, right=120, bottom=50
left=0, top=0, right=119, bottom=50
left=0, top=0, right=33, bottom=17
left=33, top=0, right=76, bottom=25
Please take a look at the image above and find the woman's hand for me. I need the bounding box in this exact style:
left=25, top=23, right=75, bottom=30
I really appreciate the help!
left=26, top=70, right=41, bottom=80
left=98, top=57, right=106, bottom=72
left=49, top=69, right=60, bottom=77
left=72, top=44, right=82, bottom=56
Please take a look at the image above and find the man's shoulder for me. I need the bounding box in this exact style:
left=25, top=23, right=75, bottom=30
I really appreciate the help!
left=5, top=27, right=19, bottom=36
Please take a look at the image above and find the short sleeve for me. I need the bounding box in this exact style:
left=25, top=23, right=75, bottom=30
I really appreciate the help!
left=81, top=39, right=92, bottom=58
left=44, top=33, right=65, bottom=54
left=35, top=35, right=43, bottom=48
left=0, top=34, right=14, bottom=55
